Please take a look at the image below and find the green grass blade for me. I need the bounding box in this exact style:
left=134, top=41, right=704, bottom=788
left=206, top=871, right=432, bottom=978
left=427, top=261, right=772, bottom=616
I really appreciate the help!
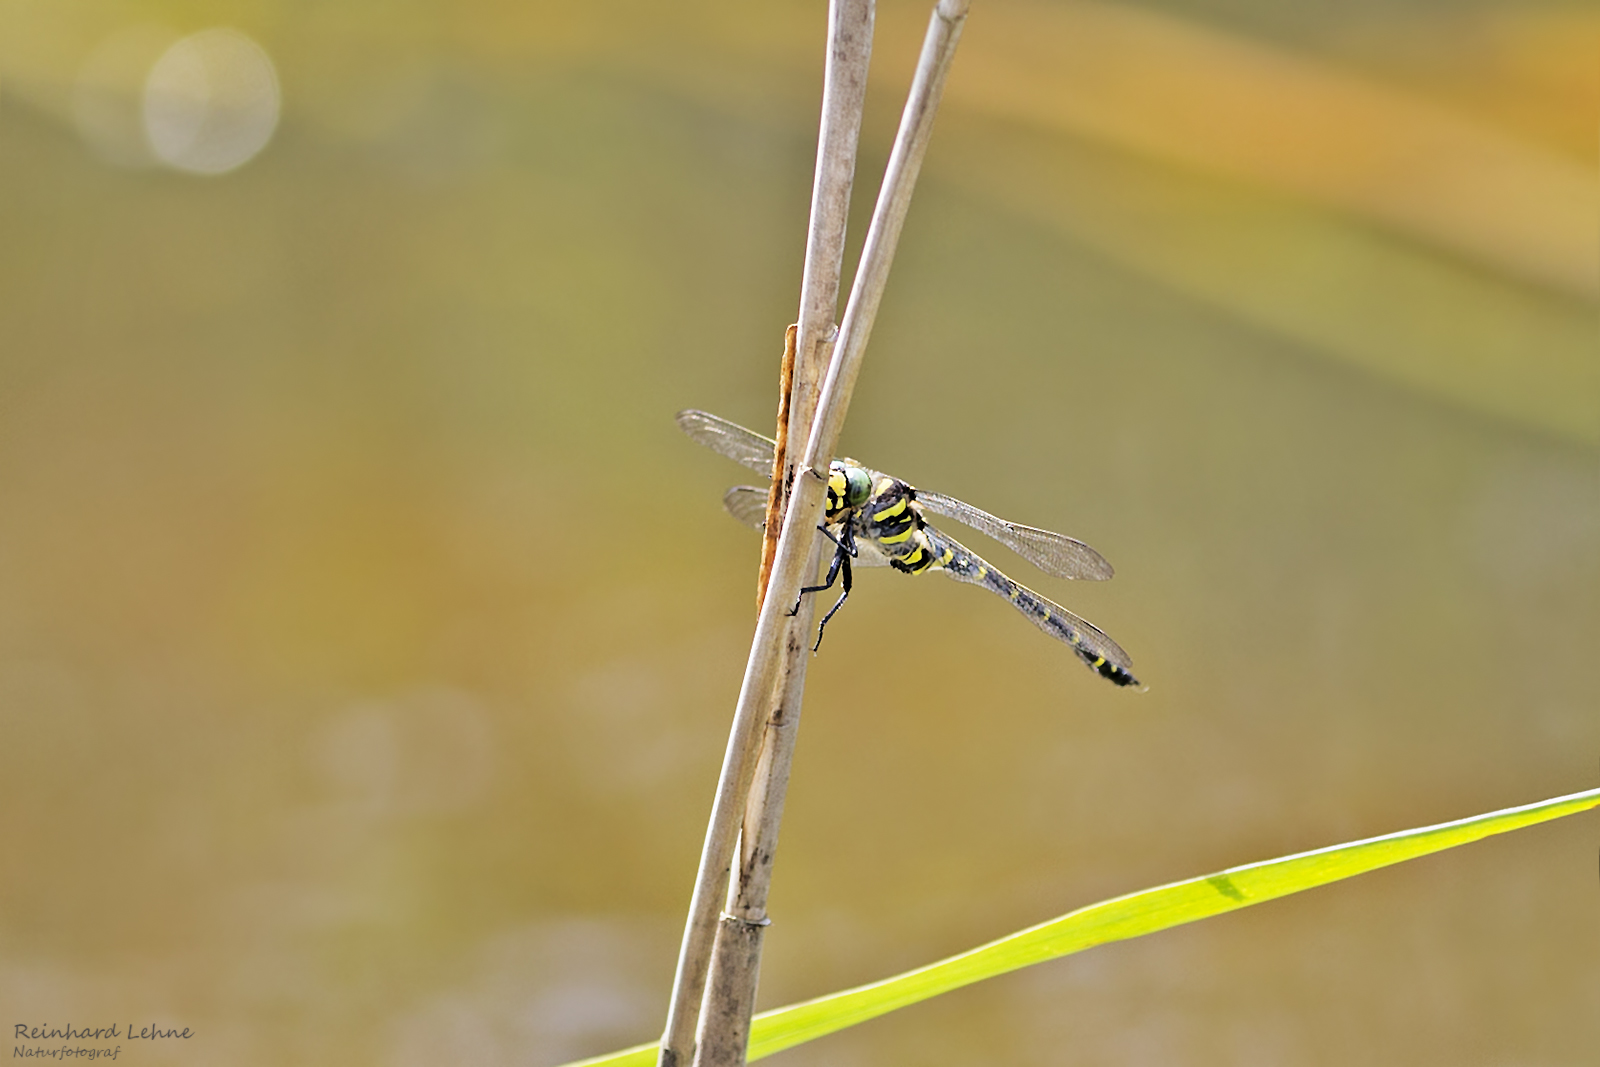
left=563, top=786, right=1600, bottom=1067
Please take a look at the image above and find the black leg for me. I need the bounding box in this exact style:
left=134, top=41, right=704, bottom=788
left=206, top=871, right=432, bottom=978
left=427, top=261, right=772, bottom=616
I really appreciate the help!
left=810, top=552, right=852, bottom=652
left=788, top=524, right=860, bottom=650
left=789, top=537, right=848, bottom=617
left=801, top=542, right=847, bottom=595
left=817, top=523, right=859, bottom=558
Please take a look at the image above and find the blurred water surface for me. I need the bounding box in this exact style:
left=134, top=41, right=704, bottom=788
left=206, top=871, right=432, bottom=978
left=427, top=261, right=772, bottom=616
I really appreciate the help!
left=1, top=1, right=1596, bottom=1064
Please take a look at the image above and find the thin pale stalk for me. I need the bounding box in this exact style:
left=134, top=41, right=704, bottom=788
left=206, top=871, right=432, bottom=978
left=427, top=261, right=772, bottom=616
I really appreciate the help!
left=682, top=2, right=969, bottom=1064
left=802, top=0, right=970, bottom=478
left=657, top=4, right=875, bottom=1064
left=654, top=411, right=832, bottom=1067
left=691, top=1, right=876, bottom=1061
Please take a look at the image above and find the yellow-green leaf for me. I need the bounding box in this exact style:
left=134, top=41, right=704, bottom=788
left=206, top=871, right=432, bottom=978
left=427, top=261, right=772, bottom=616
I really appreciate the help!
left=563, top=786, right=1600, bottom=1067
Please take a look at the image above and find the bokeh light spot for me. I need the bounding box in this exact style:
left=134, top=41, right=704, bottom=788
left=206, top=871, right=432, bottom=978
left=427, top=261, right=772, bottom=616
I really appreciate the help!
left=142, top=28, right=280, bottom=175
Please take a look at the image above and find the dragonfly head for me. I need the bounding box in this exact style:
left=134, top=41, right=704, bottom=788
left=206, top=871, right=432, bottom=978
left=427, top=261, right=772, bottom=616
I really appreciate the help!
left=825, top=461, right=872, bottom=520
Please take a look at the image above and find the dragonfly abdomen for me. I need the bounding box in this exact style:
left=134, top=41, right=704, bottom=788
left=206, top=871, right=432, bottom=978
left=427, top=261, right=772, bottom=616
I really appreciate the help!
left=932, top=532, right=1140, bottom=687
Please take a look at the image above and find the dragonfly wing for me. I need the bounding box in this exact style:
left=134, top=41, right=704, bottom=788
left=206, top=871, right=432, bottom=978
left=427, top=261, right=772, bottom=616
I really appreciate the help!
left=850, top=535, right=894, bottom=569
left=916, top=489, right=1113, bottom=581
left=722, top=486, right=770, bottom=529
left=924, top=526, right=1137, bottom=686
left=677, top=410, right=777, bottom=477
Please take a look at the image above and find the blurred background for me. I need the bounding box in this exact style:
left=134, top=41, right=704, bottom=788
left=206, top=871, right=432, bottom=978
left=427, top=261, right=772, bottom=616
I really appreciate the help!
left=1, top=0, right=1596, bottom=1064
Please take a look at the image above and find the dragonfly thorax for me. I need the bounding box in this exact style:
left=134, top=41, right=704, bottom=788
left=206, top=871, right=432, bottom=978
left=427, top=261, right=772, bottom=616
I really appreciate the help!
left=825, top=461, right=873, bottom=521
left=857, top=476, right=918, bottom=541
left=853, top=476, right=941, bottom=574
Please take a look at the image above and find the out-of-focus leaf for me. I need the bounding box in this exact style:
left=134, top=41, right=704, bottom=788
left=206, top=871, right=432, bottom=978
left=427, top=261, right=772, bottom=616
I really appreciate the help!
left=949, top=0, right=1599, bottom=300
left=936, top=119, right=1600, bottom=445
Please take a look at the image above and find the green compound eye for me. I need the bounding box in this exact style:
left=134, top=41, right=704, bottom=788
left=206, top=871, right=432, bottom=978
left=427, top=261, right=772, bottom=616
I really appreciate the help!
left=842, top=465, right=872, bottom=508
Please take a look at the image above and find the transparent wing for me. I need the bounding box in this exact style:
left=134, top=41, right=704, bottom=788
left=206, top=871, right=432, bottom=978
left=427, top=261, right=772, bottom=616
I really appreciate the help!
left=926, top=526, right=1138, bottom=685
left=677, top=410, right=776, bottom=477
left=915, top=489, right=1114, bottom=581
left=850, top=536, right=894, bottom=569
left=721, top=486, right=770, bottom=529
left=720, top=487, right=891, bottom=567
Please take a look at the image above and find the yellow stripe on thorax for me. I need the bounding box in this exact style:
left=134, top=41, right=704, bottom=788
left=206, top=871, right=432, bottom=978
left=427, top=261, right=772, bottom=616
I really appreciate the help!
left=871, top=499, right=907, bottom=523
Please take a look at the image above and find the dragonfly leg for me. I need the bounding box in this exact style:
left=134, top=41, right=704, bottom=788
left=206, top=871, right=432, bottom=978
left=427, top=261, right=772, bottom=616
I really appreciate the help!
left=817, top=523, right=859, bottom=558
left=804, top=524, right=857, bottom=649
left=788, top=525, right=854, bottom=616
left=810, top=552, right=852, bottom=652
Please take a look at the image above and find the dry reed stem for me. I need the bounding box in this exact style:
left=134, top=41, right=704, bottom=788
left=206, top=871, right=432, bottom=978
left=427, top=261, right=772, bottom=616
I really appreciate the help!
left=691, top=0, right=877, bottom=1057
left=657, top=6, right=871, bottom=1062
left=802, top=0, right=969, bottom=476
left=660, top=2, right=968, bottom=1064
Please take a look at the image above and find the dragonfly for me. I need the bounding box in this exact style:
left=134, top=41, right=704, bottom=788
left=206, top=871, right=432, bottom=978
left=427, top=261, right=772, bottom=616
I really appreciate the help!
left=677, top=410, right=1140, bottom=687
